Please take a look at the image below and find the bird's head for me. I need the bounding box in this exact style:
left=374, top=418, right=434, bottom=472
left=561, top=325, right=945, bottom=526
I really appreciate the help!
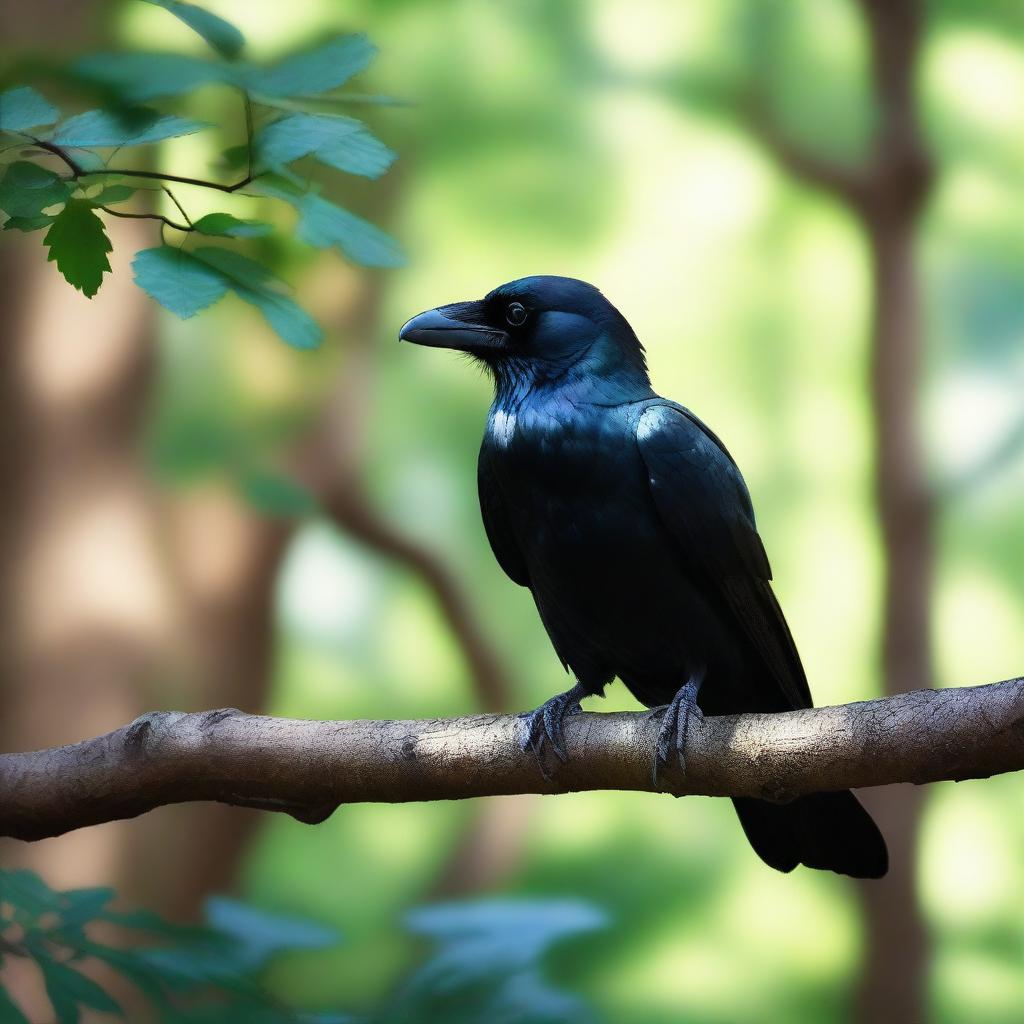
left=399, top=276, right=649, bottom=395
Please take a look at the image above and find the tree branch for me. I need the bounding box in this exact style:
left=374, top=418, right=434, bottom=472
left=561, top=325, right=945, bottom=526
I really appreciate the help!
left=319, top=485, right=513, bottom=713
left=97, top=204, right=192, bottom=233
left=2, top=678, right=1021, bottom=843
left=25, top=137, right=256, bottom=194
left=741, top=99, right=872, bottom=209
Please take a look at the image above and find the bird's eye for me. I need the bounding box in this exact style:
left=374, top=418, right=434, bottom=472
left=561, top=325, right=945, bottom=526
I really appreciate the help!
left=506, top=302, right=528, bottom=327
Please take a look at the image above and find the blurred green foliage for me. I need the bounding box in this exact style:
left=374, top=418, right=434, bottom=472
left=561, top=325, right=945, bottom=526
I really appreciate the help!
left=0, top=869, right=602, bottom=1023
left=0, top=867, right=339, bottom=1021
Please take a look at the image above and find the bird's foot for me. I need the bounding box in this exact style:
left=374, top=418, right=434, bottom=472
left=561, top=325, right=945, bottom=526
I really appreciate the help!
left=519, top=682, right=588, bottom=772
left=651, top=670, right=706, bottom=788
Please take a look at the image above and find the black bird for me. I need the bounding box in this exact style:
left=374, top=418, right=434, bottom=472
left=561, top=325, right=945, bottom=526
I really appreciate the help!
left=400, top=276, right=887, bottom=878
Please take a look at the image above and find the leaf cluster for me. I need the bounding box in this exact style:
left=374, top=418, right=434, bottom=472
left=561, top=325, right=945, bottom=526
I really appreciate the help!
left=0, top=0, right=405, bottom=348
left=0, top=870, right=605, bottom=1023
left=0, top=870, right=340, bottom=1022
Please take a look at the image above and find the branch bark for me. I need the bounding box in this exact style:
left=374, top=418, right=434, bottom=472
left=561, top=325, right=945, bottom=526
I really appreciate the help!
left=2, top=678, right=1021, bottom=843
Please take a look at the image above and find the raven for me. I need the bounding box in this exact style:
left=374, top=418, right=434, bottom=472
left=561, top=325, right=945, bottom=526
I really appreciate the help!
left=400, top=275, right=888, bottom=878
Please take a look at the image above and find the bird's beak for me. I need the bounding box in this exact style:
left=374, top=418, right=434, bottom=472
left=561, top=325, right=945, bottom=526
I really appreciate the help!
left=399, top=302, right=506, bottom=353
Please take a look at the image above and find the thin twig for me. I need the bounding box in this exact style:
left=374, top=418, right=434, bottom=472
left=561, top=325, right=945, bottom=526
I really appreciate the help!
left=26, top=136, right=84, bottom=175
left=97, top=205, right=192, bottom=233
left=161, top=187, right=193, bottom=227
left=244, top=91, right=255, bottom=179
left=26, top=134, right=255, bottom=193
left=80, top=166, right=255, bottom=193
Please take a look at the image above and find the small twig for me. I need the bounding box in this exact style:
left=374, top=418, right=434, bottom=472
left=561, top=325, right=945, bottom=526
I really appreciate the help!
left=255, top=94, right=414, bottom=112
left=26, top=136, right=84, bottom=175
left=97, top=205, right=192, bottom=233
left=161, top=187, right=193, bottom=227
left=80, top=166, right=256, bottom=193
left=25, top=134, right=256, bottom=193
left=244, top=91, right=255, bottom=179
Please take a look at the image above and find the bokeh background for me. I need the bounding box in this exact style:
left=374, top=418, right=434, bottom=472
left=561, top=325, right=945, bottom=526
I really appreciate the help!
left=2, top=1, right=1024, bottom=1021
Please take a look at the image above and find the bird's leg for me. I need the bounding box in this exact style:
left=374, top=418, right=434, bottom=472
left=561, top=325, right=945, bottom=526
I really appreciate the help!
left=519, top=681, right=590, bottom=767
left=651, top=668, right=706, bottom=787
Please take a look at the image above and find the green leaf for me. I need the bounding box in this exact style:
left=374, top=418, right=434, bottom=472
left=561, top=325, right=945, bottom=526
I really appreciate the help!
left=256, top=113, right=395, bottom=179
left=64, top=149, right=108, bottom=172
left=205, top=898, right=338, bottom=969
left=243, top=289, right=323, bottom=349
left=406, top=900, right=607, bottom=980
left=386, top=900, right=606, bottom=1024
left=291, top=194, right=403, bottom=267
left=2, top=213, right=55, bottom=232
left=0, top=161, right=70, bottom=218
left=74, top=52, right=234, bottom=102
left=43, top=200, right=112, bottom=297
left=194, top=247, right=322, bottom=349
left=246, top=35, right=376, bottom=97
left=0, top=85, right=59, bottom=133
left=143, top=0, right=245, bottom=59
left=192, top=212, right=271, bottom=238
left=257, top=180, right=404, bottom=268
left=1, top=869, right=64, bottom=918
left=37, top=955, right=122, bottom=1023
left=52, top=109, right=207, bottom=148
left=59, top=887, right=115, bottom=928
left=134, top=245, right=320, bottom=348
left=237, top=471, right=319, bottom=518
left=99, top=908, right=216, bottom=943
left=0, top=986, right=30, bottom=1024
left=132, top=245, right=229, bottom=318
left=89, top=184, right=135, bottom=206
left=192, top=245, right=280, bottom=289
left=80, top=944, right=171, bottom=1005
left=219, top=144, right=250, bottom=170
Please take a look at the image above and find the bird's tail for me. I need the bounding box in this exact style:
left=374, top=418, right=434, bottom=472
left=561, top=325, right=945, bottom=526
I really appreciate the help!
left=732, top=791, right=888, bottom=879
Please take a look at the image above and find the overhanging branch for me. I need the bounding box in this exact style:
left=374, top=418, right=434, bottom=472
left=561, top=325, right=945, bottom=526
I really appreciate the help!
left=2, top=678, right=1021, bottom=842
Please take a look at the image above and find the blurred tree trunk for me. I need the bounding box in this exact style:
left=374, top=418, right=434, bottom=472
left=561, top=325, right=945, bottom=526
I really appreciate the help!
left=855, top=2, right=933, bottom=1021
left=0, top=221, right=290, bottom=918
left=0, top=3, right=289, bottom=922
left=742, top=0, right=934, bottom=1015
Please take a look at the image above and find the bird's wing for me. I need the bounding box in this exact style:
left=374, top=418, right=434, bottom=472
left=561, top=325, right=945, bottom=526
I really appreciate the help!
left=636, top=402, right=813, bottom=710
left=477, top=445, right=531, bottom=587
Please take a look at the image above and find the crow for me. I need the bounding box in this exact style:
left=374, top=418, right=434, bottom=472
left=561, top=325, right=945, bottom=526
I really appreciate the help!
left=400, top=275, right=888, bottom=878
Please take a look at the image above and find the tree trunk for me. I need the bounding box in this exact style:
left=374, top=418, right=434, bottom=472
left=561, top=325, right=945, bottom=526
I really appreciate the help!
left=855, top=2, right=934, bottom=1020
left=0, top=2, right=291, bottom=925
left=0, top=213, right=292, bottom=917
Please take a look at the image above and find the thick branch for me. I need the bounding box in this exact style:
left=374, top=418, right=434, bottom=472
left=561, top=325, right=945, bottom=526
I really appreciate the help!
left=2, top=679, right=1021, bottom=842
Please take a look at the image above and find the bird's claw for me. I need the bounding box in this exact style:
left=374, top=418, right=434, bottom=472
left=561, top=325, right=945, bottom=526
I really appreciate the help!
left=519, top=683, right=587, bottom=772
left=651, top=672, right=705, bottom=788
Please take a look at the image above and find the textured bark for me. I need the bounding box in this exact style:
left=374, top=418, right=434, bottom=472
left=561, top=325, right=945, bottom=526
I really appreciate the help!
left=1, top=678, right=1020, bottom=842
